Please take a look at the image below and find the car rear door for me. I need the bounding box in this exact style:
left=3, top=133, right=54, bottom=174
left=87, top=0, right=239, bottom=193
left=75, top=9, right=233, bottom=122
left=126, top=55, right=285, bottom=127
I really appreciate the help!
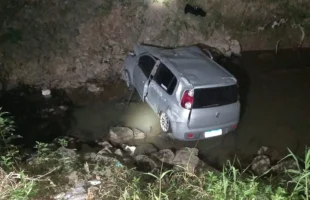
left=188, top=84, right=240, bottom=129
left=146, top=62, right=178, bottom=113
left=133, top=54, right=156, bottom=100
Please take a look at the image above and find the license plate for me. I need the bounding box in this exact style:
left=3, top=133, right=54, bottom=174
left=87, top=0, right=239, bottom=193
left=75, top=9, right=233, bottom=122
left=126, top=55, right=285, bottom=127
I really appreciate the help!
left=204, top=129, right=222, bottom=138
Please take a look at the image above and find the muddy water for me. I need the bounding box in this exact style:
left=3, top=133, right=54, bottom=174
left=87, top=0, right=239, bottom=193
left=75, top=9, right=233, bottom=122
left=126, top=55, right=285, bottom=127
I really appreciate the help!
left=69, top=48, right=310, bottom=166
left=1, top=48, right=310, bottom=167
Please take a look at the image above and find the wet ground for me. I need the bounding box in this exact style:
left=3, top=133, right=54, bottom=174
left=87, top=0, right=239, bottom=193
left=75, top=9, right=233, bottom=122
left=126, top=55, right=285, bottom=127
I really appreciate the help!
left=1, top=48, right=310, bottom=167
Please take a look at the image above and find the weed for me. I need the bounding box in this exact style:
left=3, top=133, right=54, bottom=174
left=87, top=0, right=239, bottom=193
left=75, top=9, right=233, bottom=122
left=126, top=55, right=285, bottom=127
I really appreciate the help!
left=284, top=148, right=310, bottom=199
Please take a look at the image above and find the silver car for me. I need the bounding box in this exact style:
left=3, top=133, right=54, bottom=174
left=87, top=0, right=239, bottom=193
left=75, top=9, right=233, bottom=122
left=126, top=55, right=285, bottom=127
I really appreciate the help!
left=122, top=44, right=240, bottom=141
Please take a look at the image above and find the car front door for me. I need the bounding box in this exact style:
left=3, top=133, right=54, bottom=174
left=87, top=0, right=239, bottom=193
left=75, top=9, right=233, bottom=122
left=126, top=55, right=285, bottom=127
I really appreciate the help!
left=133, top=54, right=156, bottom=101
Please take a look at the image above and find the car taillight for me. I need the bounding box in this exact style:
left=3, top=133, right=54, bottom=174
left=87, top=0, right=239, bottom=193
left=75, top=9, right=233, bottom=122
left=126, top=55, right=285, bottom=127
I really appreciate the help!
left=181, top=89, right=194, bottom=110
left=186, top=133, right=194, bottom=139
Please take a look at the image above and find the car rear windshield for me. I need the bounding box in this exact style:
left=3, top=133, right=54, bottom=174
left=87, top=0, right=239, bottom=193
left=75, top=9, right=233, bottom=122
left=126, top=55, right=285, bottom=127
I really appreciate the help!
left=193, top=85, right=238, bottom=109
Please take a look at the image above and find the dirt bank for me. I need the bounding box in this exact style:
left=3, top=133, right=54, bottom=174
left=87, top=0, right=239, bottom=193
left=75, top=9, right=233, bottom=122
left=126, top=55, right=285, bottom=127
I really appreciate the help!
left=0, top=0, right=309, bottom=89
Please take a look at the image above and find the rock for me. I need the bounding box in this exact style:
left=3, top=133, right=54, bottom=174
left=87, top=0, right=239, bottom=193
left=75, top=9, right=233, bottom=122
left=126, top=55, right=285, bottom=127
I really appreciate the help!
left=97, top=141, right=113, bottom=149
left=59, top=105, right=68, bottom=111
left=134, top=155, right=158, bottom=171
left=195, top=160, right=220, bottom=175
left=114, top=149, right=123, bottom=157
left=134, top=144, right=158, bottom=156
left=152, top=149, right=175, bottom=164
left=121, top=144, right=136, bottom=156
left=55, top=192, right=66, bottom=199
left=133, top=128, right=146, bottom=140
left=84, top=152, right=97, bottom=161
left=67, top=171, right=79, bottom=185
left=87, top=186, right=99, bottom=200
left=56, top=147, right=77, bottom=158
left=257, top=146, right=269, bottom=155
left=87, top=83, right=101, bottom=93
left=63, top=186, right=87, bottom=200
left=109, top=127, right=134, bottom=144
left=229, top=39, right=241, bottom=55
left=94, top=154, right=119, bottom=164
left=257, top=146, right=281, bottom=163
left=98, top=148, right=112, bottom=155
left=272, top=159, right=298, bottom=174
left=251, top=155, right=270, bottom=176
left=172, top=148, right=200, bottom=173
left=42, top=89, right=51, bottom=97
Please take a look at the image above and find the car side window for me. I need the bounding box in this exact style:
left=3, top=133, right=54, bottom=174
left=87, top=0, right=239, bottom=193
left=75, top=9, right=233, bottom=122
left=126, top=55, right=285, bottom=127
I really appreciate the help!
left=154, top=63, right=177, bottom=95
left=138, top=55, right=156, bottom=78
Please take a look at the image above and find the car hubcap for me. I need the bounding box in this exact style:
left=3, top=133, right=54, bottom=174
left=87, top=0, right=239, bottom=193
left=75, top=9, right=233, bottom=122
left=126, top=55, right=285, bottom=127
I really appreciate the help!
left=160, top=113, right=169, bottom=132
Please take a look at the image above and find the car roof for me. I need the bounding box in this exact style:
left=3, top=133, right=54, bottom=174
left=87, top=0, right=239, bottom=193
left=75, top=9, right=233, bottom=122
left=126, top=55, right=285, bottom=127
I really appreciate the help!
left=134, top=44, right=236, bottom=87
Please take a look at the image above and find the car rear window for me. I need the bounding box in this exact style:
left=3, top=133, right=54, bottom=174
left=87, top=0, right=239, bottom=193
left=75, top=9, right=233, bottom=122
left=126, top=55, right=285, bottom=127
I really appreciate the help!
left=193, top=85, right=238, bottom=108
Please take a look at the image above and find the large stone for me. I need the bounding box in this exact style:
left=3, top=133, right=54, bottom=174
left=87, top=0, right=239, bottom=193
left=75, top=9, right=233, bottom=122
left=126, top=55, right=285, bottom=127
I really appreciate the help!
left=67, top=171, right=79, bottom=185
left=97, top=148, right=112, bottom=155
left=63, top=185, right=87, bottom=200
left=152, top=149, right=175, bottom=164
left=133, top=128, right=146, bottom=140
left=97, top=141, right=113, bottom=149
left=109, top=127, right=134, bottom=144
left=84, top=152, right=97, bottom=161
left=134, top=155, right=158, bottom=171
left=272, top=159, right=298, bottom=174
left=56, top=147, right=77, bottom=158
left=172, top=148, right=200, bottom=173
left=84, top=152, right=118, bottom=164
left=257, top=146, right=282, bottom=163
left=94, top=155, right=119, bottom=164
left=114, top=149, right=123, bottom=157
left=251, top=155, right=271, bottom=176
left=134, top=144, right=158, bottom=156
left=229, top=39, right=241, bottom=55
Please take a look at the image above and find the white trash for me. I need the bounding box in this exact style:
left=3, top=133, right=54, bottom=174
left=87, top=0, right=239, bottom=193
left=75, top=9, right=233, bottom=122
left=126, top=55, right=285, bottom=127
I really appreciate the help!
left=88, top=180, right=101, bottom=186
left=42, top=89, right=51, bottom=97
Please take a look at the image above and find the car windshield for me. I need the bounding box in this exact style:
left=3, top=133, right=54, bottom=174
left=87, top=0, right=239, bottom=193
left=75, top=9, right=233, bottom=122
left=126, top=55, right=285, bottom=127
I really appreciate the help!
left=193, top=85, right=238, bottom=109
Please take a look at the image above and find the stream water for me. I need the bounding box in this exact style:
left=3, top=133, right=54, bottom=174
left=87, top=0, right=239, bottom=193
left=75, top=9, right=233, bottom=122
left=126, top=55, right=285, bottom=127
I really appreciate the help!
left=1, top=48, right=310, bottom=167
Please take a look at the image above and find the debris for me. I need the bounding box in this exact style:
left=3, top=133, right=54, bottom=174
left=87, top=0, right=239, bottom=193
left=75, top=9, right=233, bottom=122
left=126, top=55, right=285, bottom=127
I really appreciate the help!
left=88, top=180, right=101, bottom=186
left=42, top=89, right=51, bottom=97
left=87, top=83, right=101, bottom=93
left=122, top=144, right=136, bottom=156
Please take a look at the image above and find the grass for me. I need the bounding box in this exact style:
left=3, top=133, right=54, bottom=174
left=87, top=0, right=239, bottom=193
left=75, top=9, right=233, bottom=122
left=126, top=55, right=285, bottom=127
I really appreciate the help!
left=1, top=109, right=310, bottom=199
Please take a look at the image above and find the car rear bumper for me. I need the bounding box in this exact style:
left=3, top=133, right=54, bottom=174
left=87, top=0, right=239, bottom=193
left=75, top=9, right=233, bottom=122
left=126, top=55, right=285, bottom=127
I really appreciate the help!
left=170, top=120, right=238, bottom=141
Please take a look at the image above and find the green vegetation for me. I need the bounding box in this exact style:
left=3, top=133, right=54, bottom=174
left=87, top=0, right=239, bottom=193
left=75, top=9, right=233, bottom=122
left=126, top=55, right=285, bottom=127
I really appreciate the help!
left=1, top=108, right=310, bottom=199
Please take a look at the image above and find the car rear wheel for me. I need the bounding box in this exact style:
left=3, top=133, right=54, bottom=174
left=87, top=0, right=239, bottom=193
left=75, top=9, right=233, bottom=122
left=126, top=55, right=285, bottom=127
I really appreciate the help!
left=160, top=112, right=171, bottom=133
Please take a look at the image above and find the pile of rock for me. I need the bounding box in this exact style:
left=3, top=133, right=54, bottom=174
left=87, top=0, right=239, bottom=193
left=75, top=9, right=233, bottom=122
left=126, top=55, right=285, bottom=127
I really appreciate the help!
left=251, top=146, right=299, bottom=176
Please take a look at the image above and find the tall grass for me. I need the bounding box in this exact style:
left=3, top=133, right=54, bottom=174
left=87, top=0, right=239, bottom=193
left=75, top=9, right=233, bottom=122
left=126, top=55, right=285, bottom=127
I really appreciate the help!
left=1, top=108, right=310, bottom=199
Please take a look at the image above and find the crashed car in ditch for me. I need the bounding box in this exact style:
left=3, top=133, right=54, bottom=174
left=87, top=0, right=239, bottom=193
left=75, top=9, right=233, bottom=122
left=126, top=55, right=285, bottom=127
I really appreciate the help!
left=121, top=44, right=240, bottom=141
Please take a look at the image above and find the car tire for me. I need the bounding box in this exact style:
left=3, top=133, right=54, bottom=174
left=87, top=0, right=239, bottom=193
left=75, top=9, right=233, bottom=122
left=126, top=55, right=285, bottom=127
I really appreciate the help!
left=160, top=112, right=171, bottom=133
left=122, top=70, right=133, bottom=90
